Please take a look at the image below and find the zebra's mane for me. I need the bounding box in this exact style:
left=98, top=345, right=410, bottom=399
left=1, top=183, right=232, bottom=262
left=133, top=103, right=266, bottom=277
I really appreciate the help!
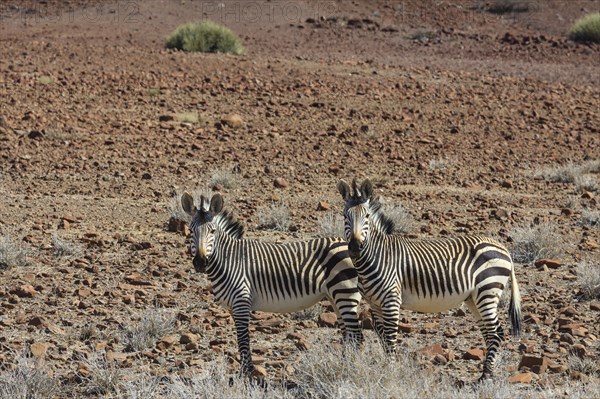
left=214, top=210, right=244, bottom=239
left=367, top=197, right=396, bottom=235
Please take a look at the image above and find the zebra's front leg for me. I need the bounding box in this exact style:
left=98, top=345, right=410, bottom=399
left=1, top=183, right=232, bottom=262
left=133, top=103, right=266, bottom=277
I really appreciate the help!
left=331, top=294, right=364, bottom=345
left=370, top=306, right=387, bottom=349
left=381, top=295, right=402, bottom=355
left=232, top=301, right=254, bottom=377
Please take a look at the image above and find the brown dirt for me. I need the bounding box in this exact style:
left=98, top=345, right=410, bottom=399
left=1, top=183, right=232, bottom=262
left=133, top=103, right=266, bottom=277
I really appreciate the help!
left=0, top=0, right=599, bottom=396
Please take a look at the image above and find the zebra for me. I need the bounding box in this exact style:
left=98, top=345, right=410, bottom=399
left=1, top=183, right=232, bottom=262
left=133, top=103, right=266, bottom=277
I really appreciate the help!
left=336, top=178, right=522, bottom=380
left=181, top=192, right=364, bottom=376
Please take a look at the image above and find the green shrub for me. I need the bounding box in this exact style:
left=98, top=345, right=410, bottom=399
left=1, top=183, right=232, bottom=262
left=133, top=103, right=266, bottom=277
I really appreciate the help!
left=489, top=0, right=531, bottom=14
left=569, top=13, right=600, bottom=43
left=165, top=21, right=244, bottom=54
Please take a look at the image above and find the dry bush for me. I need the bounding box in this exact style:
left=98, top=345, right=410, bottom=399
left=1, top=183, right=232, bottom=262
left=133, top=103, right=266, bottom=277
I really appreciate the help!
left=569, top=12, right=600, bottom=43
left=577, top=260, right=600, bottom=300
left=175, top=112, right=199, bottom=124
left=509, top=222, right=563, bottom=264
left=575, top=175, right=598, bottom=192
left=382, top=203, right=416, bottom=234
left=0, top=351, right=60, bottom=399
left=168, top=190, right=192, bottom=223
left=256, top=202, right=291, bottom=231
left=537, top=160, right=599, bottom=186
left=0, top=234, right=33, bottom=269
left=488, top=0, right=532, bottom=14
left=210, top=166, right=241, bottom=190
left=165, top=357, right=290, bottom=399
left=581, top=209, right=600, bottom=228
left=291, top=303, right=323, bottom=322
left=569, top=354, right=600, bottom=377
left=428, top=157, right=451, bottom=171
left=165, top=20, right=245, bottom=54
left=52, top=232, right=83, bottom=258
left=79, top=352, right=123, bottom=396
left=316, top=212, right=345, bottom=238
left=124, top=309, right=175, bottom=352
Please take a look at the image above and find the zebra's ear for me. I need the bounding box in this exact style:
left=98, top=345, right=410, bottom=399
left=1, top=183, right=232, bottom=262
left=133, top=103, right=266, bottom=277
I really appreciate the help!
left=181, top=192, right=196, bottom=215
left=210, top=193, right=224, bottom=215
left=360, top=179, right=374, bottom=199
left=337, top=179, right=351, bottom=200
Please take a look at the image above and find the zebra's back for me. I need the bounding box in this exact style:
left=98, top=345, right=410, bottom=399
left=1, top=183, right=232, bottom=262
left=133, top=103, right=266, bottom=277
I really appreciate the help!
left=365, top=235, right=513, bottom=313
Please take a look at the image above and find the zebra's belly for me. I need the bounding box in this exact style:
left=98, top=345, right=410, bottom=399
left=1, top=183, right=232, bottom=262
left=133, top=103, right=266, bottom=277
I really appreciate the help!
left=252, top=292, right=325, bottom=313
left=402, top=291, right=469, bottom=313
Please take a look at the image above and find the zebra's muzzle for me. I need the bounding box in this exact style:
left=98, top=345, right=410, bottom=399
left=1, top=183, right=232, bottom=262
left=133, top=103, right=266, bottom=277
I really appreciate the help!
left=348, top=238, right=362, bottom=258
left=193, top=255, right=207, bottom=273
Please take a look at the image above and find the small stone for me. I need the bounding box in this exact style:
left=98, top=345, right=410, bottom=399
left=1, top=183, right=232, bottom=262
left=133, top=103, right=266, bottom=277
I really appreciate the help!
left=501, top=180, right=513, bottom=188
left=30, top=342, right=49, bottom=362
left=180, top=333, right=199, bottom=345
left=570, top=344, right=587, bottom=358
left=418, top=344, right=444, bottom=359
left=222, top=114, right=243, bottom=129
left=295, top=339, right=311, bottom=351
left=432, top=353, right=447, bottom=365
left=318, top=312, right=338, bottom=328
left=273, top=177, right=288, bottom=188
left=317, top=201, right=331, bottom=211
left=398, top=322, right=414, bottom=333
left=106, top=351, right=128, bottom=362
left=534, top=259, right=561, bottom=269
left=463, top=348, right=485, bottom=361
left=590, top=303, right=600, bottom=311
left=251, top=365, right=268, bottom=378
left=159, top=115, right=174, bottom=122
left=10, top=285, right=37, bottom=298
left=508, top=372, right=533, bottom=384
left=518, top=355, right=548, bottom=374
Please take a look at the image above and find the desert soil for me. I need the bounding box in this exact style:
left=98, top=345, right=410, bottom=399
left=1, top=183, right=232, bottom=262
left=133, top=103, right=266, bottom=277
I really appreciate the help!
left=0, top=0, right=598, bottom=397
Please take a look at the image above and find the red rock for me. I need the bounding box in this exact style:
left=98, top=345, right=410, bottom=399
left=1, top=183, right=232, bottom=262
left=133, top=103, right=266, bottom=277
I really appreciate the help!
left=398, top=322, right=414, bottom=333
left=318, top=312, right=338, bottom=328
left=251, top=365, right=268, bottom=378
left=519, top=355, right=548, bottom=374
left=534, top=259, right=561, bottom=269
left=418, top=344, right=444, bottom=359
left=570, top=344, right=587, bottom=358
left=463, top=348, right=485, bottom=361
left=222, top=114, right=243, bottom=129
left=317, top=200, right=331, bottom=211
left=273, top=177, right=288, bottom=188
left=10, top=284, right=37, bottom=298
left=180, top=333, right=198, bottom=345
left=30, top=342, right=49, bottom=362
left=508, top=372, right=533, bottom=384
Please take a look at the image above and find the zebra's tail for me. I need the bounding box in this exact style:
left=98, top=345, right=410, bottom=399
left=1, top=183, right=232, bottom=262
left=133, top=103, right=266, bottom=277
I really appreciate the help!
left=508, top=262, right=522, bottom=338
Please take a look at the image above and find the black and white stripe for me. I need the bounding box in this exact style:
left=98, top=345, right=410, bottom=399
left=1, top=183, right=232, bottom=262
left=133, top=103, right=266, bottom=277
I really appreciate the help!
left=338, top=179, right=522, bottom=380
left=182, top=192, right=363, bottom=376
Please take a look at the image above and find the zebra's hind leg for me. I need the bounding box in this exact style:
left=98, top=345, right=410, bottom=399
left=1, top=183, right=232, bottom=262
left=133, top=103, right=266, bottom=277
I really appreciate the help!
left=465, top=295, right=504, bottom=381
left=331, top=292, right=364, bottom=345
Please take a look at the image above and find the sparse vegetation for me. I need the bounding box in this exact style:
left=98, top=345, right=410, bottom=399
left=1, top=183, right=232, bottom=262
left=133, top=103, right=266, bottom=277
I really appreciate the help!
left=410, top=30, right=437, bottom=43
left=78, top=352, right=123, bottom=396
left=168, top=190, right=192, bottom=223
left=0, top=350, right=60, bottom=399
left=575, top=175, right=598, bottom=192
left=146, top=87, right=160, bottom=96
left=210, top=166, right=240, bottom=190
left=52, top=233, right=83, bottom=258
left=292, top=303, right=323, bottom=322
left=37, top=76, right=54, bottom=85
left=581, top=209, right=600, bottom=228
left=316, top=212, right=345, bottom=238
left=569, top=12, right=600, bottom=44
left=123, top=309, right=175, bottom=352
left=488, top=0, right=531, bottom=14
left=509, top=222, right=563, bottom=264
left=165, top=20, right=245, bottom=54
left=0, top=235, right=32, bottom=269
left=428, top=157, right=450, bottom=171
left=175, top=112, right=199, bottom=124
left=568, top=354, right=600, bottom=376
left=383, top=203, right=416, bottom=234
left=537, top=160, right=599, bottom=185
left=256, top=202, right=291, bottom=231
left=577, top=260, right=600, bottom=300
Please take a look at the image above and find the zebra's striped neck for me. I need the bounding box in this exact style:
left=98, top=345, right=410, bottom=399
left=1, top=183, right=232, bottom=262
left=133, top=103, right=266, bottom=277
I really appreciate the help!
left=213, top=211, right=244, bottom=239
left=368, top=199, right=395, bottom=236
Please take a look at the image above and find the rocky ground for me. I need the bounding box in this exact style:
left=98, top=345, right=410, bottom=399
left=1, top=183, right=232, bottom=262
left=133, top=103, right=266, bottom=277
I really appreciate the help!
left=0, top=0, right=598, bottom=397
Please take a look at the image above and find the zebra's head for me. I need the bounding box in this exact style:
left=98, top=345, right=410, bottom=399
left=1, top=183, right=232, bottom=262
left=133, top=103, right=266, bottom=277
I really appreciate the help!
left=181, top=192, right=224, bottom=273
left=337, top=178, right=374, bottom=257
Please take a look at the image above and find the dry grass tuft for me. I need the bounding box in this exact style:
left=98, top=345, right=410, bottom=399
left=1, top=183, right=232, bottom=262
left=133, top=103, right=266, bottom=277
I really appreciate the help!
left=256, top=202, right=291, bottom=231
left=0, top=350, right=60, bottom=399
left=123, top=309, right=175, bottom=352
left=52, top=233, right=83, bottom=258
left=509, top=222, right=564, bottom=264
left=210, top=166, right=241, bottom=190
left=165, top=20, right=245, bottom=54
left=569, top=12, right=600, bottom=43
left=576, top=260, right=600, bottom=300
left=0, top=234, right=33, bottom=269
left=316, top=212, right=345, bottom=238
